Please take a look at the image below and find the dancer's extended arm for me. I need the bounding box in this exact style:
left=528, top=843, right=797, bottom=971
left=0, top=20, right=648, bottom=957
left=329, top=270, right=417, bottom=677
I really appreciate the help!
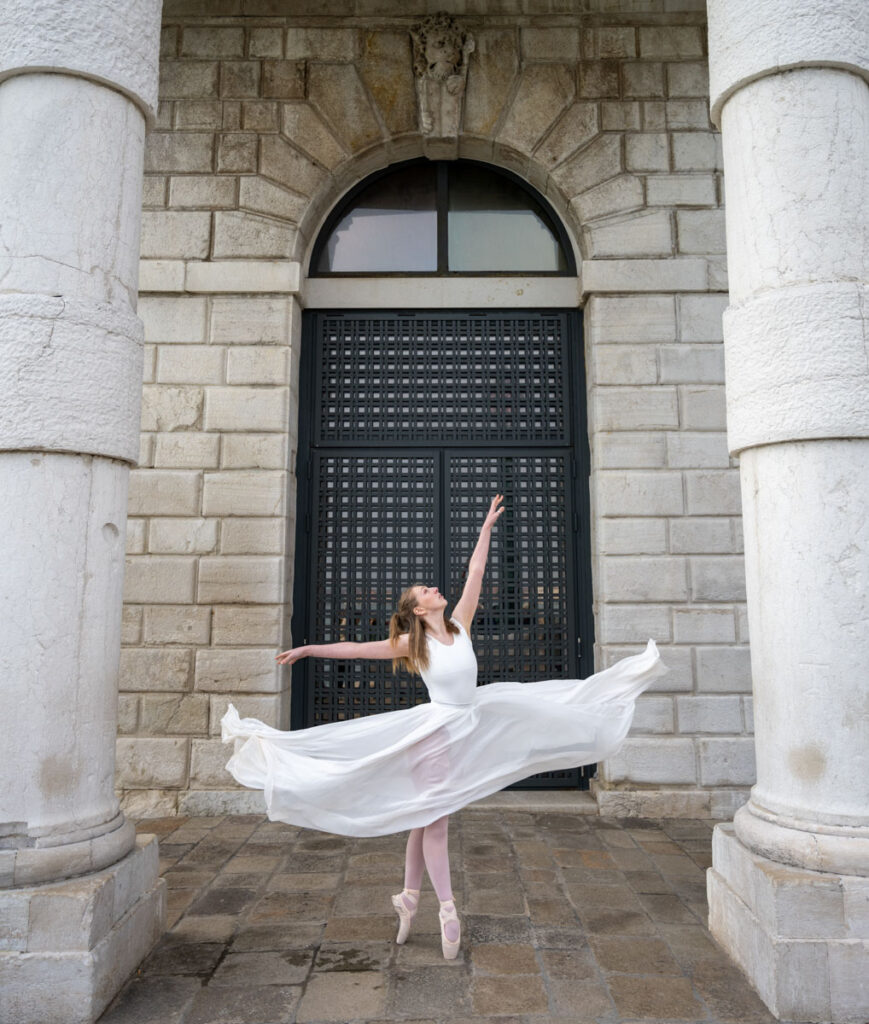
left=451, top=494, right=504, bottom=632
left=276, top=635, right=408, bottom=665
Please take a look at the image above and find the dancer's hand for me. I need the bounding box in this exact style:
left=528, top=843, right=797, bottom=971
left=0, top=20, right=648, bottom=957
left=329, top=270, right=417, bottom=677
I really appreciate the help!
left=276, top=646, right=307, bottom=665
left=483, top=494, right=505, bottom=530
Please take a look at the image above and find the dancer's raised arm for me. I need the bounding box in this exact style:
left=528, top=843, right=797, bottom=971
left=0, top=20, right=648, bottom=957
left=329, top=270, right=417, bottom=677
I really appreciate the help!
left=451, top=494, right=505, bottom=632
left=276, top=634, right=409, bottom=666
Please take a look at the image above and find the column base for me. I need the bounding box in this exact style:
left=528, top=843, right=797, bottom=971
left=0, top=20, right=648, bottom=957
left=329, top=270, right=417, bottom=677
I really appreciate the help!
left=708, top=824, right=869, bottom=1023
left=0, top=834, right=166, bottom=1024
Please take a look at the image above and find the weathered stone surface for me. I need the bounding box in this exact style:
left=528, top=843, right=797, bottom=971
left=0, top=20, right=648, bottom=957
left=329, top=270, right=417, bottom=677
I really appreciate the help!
left=116, top=737, right=189, bottom=787
left=195, top=649, right=281, bottom=693
left=143, top=605, right=212, bottom=645
left=141, top=694, right=210, bottom=735
left=604, top=738, right=698, bottom=785
left=154, top=433, right=221, bottom=470
left=534, top=103, right=598, bottom=169
left=128, top=469, right=201, bottom=516
left=145, top=133, right=214, bottom=174
left=626, top=131, right=669, bottom=171
left=149, top=518, right=219, bottom=555
left=667, top=61, right=710, bottom=97
left=239, top=176, right=308, bottom=222
left=120, top=648, right=192, bottom=692
left=197, top=557, right=283, bottom=603
left=221, top=433, right=287, bottom=470
left=140, top=296, right=207, bottom=344
left=175, top=100, right=223, bottom=129
left=581, top=25, right=637, bottom=60
left=578, top=59, right=619, bottom=98
left=156, top=346, right=224, bottom=385
left=596, top=470, right=684, bottom=516
left=550, top=133, right=621, bottom=198
left=463, top=29, right=519, bottom=137
left=141, top=211, right=211, bottom=259
left=627, top=61, right=668, bottom=102
left=221, top=61, right=261, bottom=99
left=647, top=172, right=717, bottom=206
left=281, top=104, right=347, bottom=168
left=586, top=209, right=672, bottom=257
left=307, top=64, right=382, bottom=153
left=595, top=431, right=667, bottom=468
left=216, top=132, right=257, bottom=173
left=249, top=26, right=283, bottom=59
left=260, top=135, right=326, bottom=195
left=213, top=210, right=296, bottom=259
left=696, top=646, right=752, bottom=693
left=600, top=517, right=668, bottom=555
left=601, top=104, right=640, bottom=137
left=169, top=175, right=236, bottom=208
left=498, top=65, right=575, bottom=154
left=203, top=387, right=289, bottom=432
left=210, top=298, right=289, bottom=345
left=220, top=518, right=285, bottom=555
left=593, top=387, right=680, bottom=431
left=212, top=605, right=282, bottom=645
left=203, top=470, right=286, bottom=516
left=603, top=555, right=689, bottom=602
left=572, top=174, right=644, bottom=221
left=225, top=347, right=288, bottom=386
left=593, top=346, right=658, bottom=386
left=677, top=208, right=726, bottom=253
left=181, top=26, right=244, bottom=58
left=159, top=61, right=219, bottom=98
left=670, top=516, right=735, bottom=554
left=679, top=385, right=727, bottom=430
left=124, top=556, right=197, bottom=605
left=358, top=31, right=417, bottom=137
left=640, top=26, right=705, bottom=59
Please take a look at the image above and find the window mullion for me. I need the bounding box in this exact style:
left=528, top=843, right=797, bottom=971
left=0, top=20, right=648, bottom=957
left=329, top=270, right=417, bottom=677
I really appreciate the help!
left=437, top=163, right=449, bottom=274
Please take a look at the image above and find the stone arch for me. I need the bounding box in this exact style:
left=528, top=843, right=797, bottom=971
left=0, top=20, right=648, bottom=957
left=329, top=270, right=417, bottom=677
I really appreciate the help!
left=289, top=135, right=590, bottom=277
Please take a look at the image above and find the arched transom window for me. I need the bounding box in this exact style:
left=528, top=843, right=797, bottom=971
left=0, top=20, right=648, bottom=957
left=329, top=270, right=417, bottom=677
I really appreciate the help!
left=311, top=160, right=573, bottom=276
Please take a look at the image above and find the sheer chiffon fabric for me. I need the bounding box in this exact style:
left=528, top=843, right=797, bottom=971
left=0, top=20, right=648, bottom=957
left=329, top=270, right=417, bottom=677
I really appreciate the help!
left=221, top=619, right=667, bottom=837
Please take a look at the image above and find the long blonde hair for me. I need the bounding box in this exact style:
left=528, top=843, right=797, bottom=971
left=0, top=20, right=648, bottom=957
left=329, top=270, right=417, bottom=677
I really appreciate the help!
left=389, top=583, right=459, bottom=676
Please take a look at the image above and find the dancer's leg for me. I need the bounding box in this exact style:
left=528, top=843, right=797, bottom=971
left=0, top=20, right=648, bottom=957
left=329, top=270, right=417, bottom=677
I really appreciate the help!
left=422, top=815, right=459, bottom=942
left=402, top=827, right=425, bottom=908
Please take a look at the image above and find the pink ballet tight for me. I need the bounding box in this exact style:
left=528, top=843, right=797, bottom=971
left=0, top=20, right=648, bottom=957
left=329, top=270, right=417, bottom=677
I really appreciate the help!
left=402, top=814, right=459, bottom=941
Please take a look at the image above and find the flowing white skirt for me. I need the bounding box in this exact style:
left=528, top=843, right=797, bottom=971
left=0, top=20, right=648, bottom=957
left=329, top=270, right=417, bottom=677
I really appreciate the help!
left=221, top=639, right=667, bottom=837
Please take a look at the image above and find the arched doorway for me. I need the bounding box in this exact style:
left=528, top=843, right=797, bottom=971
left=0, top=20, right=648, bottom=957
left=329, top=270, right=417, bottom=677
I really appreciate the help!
left=291, top=160, right=594, bottom=788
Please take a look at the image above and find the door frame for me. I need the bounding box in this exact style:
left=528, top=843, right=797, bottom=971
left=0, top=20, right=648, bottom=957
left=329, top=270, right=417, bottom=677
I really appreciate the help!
left=290, top=308, right=595, bottom=778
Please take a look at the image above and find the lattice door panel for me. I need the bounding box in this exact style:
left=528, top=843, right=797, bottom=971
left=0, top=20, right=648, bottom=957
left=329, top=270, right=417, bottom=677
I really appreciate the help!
left=447, top=452, right=584, bottom=787
left=308, top=452, right=438, bottom=723
left=316, top=314, right=569, bottom=443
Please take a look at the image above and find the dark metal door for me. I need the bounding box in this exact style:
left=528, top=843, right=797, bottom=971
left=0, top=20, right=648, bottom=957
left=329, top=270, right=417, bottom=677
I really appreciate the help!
left=291, top=310, right=594, bottom=788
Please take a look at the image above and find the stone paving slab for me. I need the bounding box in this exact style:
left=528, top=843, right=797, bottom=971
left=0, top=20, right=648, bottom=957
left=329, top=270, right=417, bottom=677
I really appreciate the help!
left=98, top=811, right=777, bottom=1024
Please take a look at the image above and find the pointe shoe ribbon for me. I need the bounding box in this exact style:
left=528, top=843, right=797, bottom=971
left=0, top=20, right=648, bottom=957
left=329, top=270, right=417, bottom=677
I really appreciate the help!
left=438, top=899, right=461, bottom=960
left=390, top=888, right=419, bottom=944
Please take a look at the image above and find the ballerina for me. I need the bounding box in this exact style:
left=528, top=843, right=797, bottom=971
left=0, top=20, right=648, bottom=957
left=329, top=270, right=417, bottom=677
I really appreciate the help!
left=221, top=494, right=668, bottom=959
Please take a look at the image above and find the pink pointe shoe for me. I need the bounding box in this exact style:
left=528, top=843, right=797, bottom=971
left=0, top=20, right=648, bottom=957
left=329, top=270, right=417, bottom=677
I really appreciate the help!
left=438, top=898, right=461, bottom=960
left=390, top=888, right=419, bottom=944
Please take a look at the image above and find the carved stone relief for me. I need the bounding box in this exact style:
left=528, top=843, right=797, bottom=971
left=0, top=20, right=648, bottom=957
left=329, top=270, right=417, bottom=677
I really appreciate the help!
left=410, top=12, right=475, bottom=138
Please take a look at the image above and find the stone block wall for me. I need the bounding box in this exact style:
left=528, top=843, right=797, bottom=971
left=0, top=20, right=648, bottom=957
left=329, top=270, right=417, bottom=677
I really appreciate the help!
left=123, top=0, right=753, bottom=817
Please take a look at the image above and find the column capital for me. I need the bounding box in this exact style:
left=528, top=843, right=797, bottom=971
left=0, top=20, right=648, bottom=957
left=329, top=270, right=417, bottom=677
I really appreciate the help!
left=0, top=0, right=162, bottom=122
left=707, top=0, right=869, bottom=126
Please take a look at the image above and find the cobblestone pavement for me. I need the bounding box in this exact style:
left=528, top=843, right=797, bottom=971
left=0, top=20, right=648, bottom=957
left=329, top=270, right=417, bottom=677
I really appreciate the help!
left=99, top=811, right=775, bottom=1024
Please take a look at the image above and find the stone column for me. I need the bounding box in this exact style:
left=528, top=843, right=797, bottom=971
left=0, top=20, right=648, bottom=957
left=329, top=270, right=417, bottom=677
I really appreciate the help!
left=705, top=2, right=869, bottom=1020
left=0, top=3, right=166, bottom=1022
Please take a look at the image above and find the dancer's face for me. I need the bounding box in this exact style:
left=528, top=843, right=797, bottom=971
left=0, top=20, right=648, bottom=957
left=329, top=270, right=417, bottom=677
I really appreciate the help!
left=413, top=585, right=447, bottom=616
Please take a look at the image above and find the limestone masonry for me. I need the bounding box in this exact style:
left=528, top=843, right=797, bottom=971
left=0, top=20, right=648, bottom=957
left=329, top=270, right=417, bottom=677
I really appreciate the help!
left=126, top=0, right=746, bottom=823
